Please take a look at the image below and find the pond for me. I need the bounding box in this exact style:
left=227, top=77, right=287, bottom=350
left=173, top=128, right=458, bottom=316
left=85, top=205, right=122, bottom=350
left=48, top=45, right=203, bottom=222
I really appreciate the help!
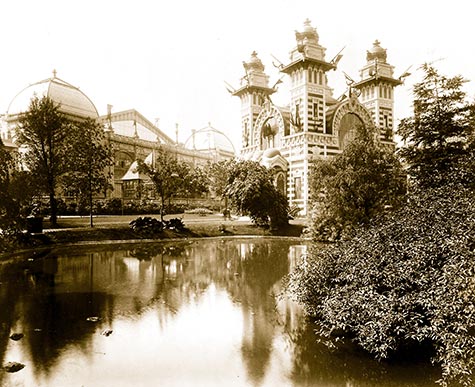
left=0, top=238, right=440, bottom=386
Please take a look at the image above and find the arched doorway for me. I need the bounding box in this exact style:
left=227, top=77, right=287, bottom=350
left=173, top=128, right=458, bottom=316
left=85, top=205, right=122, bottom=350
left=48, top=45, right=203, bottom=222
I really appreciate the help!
left=338, top=112, right=365, bottom=149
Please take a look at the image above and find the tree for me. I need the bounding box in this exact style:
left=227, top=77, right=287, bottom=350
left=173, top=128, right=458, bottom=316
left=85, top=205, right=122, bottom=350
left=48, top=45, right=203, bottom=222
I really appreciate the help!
left=0, top=138, right=15, bottom=231
left=184, top=165, right=209, bottom=199
left=309, top=126, right=406, bottom=241
left=225, top=160, right=289, bottom=229
left=288, top=66, right=475, bottom=386
left=15, top=96, right=70, bottom=226
left=136, top=147, right=190, bottom=221
left=206, top=160, right=235, bottom=216
left=397, top=64, right=475, bottom=189
left=288, top=183, right=475, bottom=387
left=0, top=140, right=37, bottom=248
left=62, top=118, right=113, bottom=227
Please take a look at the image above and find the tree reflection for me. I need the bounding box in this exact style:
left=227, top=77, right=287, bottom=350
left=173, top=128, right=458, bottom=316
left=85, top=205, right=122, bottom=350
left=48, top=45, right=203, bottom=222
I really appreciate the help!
left=0, top=252, right=113, bottom=381
left=236, top=242, right=290, bottom=385
left=2, top=239, right=400, bottom=387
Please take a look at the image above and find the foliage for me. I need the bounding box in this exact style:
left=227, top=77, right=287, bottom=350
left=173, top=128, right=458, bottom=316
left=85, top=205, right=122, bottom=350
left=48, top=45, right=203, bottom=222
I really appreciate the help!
left=225, top=160, right=289, bottom=229
left=184, top=207, right=213, bottom=215
left=309, top=126, right=406, bottom=241
left=397, top=64, right=475, bottom=189
left=0, top=139, right=37, bottom=247
left=288, top=183, right=475, bottom=386
left=129, top=217, right=164, bottom=237
left=164, top=217, right=186, bottom=232
left=185, top=166, right=210, bottom=198
left=0, top=139, right=16, bottom=230
left=62, top=118, right=113, bottom=227
left=129, top=216, right=186, bottom=237
left=136, top=147, right=192, bottom=221
left=206, top=160, right=235, bottom=199
left=205, top=160, right=235, bottom=215
left=15, top=96, right=71, bottom=226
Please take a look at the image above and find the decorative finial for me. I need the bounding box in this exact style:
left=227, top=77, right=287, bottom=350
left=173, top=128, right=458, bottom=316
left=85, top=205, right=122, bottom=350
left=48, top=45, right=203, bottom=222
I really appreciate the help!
left=52, top=69, right=57, bottom=78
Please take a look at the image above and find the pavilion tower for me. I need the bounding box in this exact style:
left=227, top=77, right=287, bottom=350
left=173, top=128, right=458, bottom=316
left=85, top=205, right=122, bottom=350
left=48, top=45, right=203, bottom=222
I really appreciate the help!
left=280, top=18, right=336, bottom=134
left=277, top=19, right=337, bottom=215
left=354, top=40, right=402, bottom=144
left=232, top=51, right=275, bottom=149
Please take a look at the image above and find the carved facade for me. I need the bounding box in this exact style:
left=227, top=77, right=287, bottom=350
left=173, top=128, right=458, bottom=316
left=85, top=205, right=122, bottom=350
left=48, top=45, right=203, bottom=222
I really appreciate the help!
left=232, top=19, right=402, bottom=215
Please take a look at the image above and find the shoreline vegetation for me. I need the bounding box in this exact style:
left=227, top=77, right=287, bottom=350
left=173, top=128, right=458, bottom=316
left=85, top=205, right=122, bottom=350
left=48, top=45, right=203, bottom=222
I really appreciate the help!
left=1, top=213, right=307, bottom=258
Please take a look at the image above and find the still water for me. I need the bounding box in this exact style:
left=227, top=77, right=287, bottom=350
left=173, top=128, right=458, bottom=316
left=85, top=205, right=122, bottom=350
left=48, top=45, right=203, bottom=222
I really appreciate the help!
left=0, top=238, right=439, bottom=387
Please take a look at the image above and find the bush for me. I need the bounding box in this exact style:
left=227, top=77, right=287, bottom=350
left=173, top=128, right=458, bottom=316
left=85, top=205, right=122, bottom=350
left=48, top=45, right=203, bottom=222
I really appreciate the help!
left=164, top=203, right=186, bottom=215
left=103, top=198, right=123, bottom=214
left=129, top=217, right=164, bottom=238
left=164, top=217, right=185, bottom=232
left=287, top=184, right=475, bottom=386
left=185, top=208, right=213, bottom=215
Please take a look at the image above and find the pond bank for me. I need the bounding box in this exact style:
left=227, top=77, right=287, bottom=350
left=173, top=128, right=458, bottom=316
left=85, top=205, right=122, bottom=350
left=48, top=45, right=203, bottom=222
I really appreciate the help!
left=1, top=214, right=307, bottom=258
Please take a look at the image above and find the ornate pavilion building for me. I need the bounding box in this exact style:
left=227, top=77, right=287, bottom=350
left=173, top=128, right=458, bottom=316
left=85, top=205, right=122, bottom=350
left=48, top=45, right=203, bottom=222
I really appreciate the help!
left=0, top=73, right=235, bottom=201
left=232, top=19, right=403, bottom=215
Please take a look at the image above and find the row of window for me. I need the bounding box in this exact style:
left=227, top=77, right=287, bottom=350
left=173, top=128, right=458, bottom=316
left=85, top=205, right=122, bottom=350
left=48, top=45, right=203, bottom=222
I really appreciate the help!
left=291, top=68, right=325, bottom=86
left=360, top=85, right=393, bottom=100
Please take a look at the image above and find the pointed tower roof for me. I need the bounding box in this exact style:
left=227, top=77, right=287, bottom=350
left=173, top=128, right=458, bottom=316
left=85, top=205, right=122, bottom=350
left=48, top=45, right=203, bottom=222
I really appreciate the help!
left=232, top=51, right=276, bottom=97
left=281, top=19, right=335, bottom=74
left=354, top=40, right=402, bottom=88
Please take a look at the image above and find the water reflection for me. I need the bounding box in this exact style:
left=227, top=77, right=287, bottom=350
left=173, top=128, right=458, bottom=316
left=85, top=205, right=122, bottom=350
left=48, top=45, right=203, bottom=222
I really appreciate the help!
left=0, top=239, right=439, bottom=386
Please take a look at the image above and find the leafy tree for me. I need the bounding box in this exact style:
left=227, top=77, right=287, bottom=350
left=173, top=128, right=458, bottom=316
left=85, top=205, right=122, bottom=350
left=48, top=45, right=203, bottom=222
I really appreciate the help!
left=0, top=140, right=37, bottom=248
left=225, top=160, right=289, bottom=229
left=15, top=96, right=70, bottom=226
left=62, top=118, right=113, bottom=227
left=289, top=66, right=475, bottom=386
left=397, top=64, right=475, bottom=189
left=184, top=165, right=209, bottom=198
left=206, top=160, right=235, bottom=216
left=309, top=126, right=406, bottom=241
left=0, top=138, right=15, bottom=230
left=136, top=147, right=190, bottom=221
left=288, top=183, right=475, bottom=387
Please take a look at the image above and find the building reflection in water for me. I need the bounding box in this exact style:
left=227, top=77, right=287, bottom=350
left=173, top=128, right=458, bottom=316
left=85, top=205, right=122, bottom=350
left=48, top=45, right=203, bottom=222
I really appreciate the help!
left=0, top=239, right=440, bottom=387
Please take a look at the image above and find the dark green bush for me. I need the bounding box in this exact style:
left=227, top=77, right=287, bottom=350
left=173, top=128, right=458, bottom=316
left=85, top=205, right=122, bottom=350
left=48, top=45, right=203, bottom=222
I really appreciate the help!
left=288, top=184, right=475, bottom=386
left=129, top=217, right=164, bottom=238
left=102, top=198, right=122, bottom=214
left=164, top=217, right=185, bottom=232
left=164, top=203, right=186, bottom=215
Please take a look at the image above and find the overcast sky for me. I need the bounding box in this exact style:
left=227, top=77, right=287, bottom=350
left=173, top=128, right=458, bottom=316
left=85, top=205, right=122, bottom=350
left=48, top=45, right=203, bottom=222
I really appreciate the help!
left=1, top=0, right=474, bottom=149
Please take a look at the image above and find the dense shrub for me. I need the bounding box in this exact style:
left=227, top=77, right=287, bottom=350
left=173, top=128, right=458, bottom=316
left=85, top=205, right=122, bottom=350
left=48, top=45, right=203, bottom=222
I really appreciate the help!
left=309, top=126, right=405, bottom=241
left=225, top=160, right=289, bottom=229
left=185, top=208, right=213, bottom=215
left=163, top=203, right=186, bottom=215
left=164, top=217, right=185, bottom=232
left=287, top=184, right=475, bottom=386
left=129, top=217, right=164, bottom=238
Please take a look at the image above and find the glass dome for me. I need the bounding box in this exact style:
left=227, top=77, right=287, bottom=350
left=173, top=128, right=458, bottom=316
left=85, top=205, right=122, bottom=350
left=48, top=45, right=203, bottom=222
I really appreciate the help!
left=184, top=124, right=236, bottom=156
left=7, top=72, right=99, bottom=120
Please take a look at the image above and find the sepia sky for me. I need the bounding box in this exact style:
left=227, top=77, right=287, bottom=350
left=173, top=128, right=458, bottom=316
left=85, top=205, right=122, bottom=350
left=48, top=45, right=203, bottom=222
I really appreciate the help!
left=1, top=0, right=474, bottom=150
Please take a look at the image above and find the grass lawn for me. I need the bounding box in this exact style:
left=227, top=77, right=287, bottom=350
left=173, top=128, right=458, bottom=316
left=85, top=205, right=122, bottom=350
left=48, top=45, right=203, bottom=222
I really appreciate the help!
left=17, top=213, right=307, bottom=249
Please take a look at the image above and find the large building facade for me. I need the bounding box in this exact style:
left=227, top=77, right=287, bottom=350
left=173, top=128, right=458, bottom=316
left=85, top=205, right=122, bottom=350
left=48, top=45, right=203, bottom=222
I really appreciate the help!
left=1, top=72, right=235, bottom=201
left=233, top=19, right=402, bottom=215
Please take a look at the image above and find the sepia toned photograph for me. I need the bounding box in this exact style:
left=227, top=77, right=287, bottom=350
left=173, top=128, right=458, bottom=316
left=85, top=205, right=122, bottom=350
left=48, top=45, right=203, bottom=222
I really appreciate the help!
left=1, top=0, right=474, bottom=386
